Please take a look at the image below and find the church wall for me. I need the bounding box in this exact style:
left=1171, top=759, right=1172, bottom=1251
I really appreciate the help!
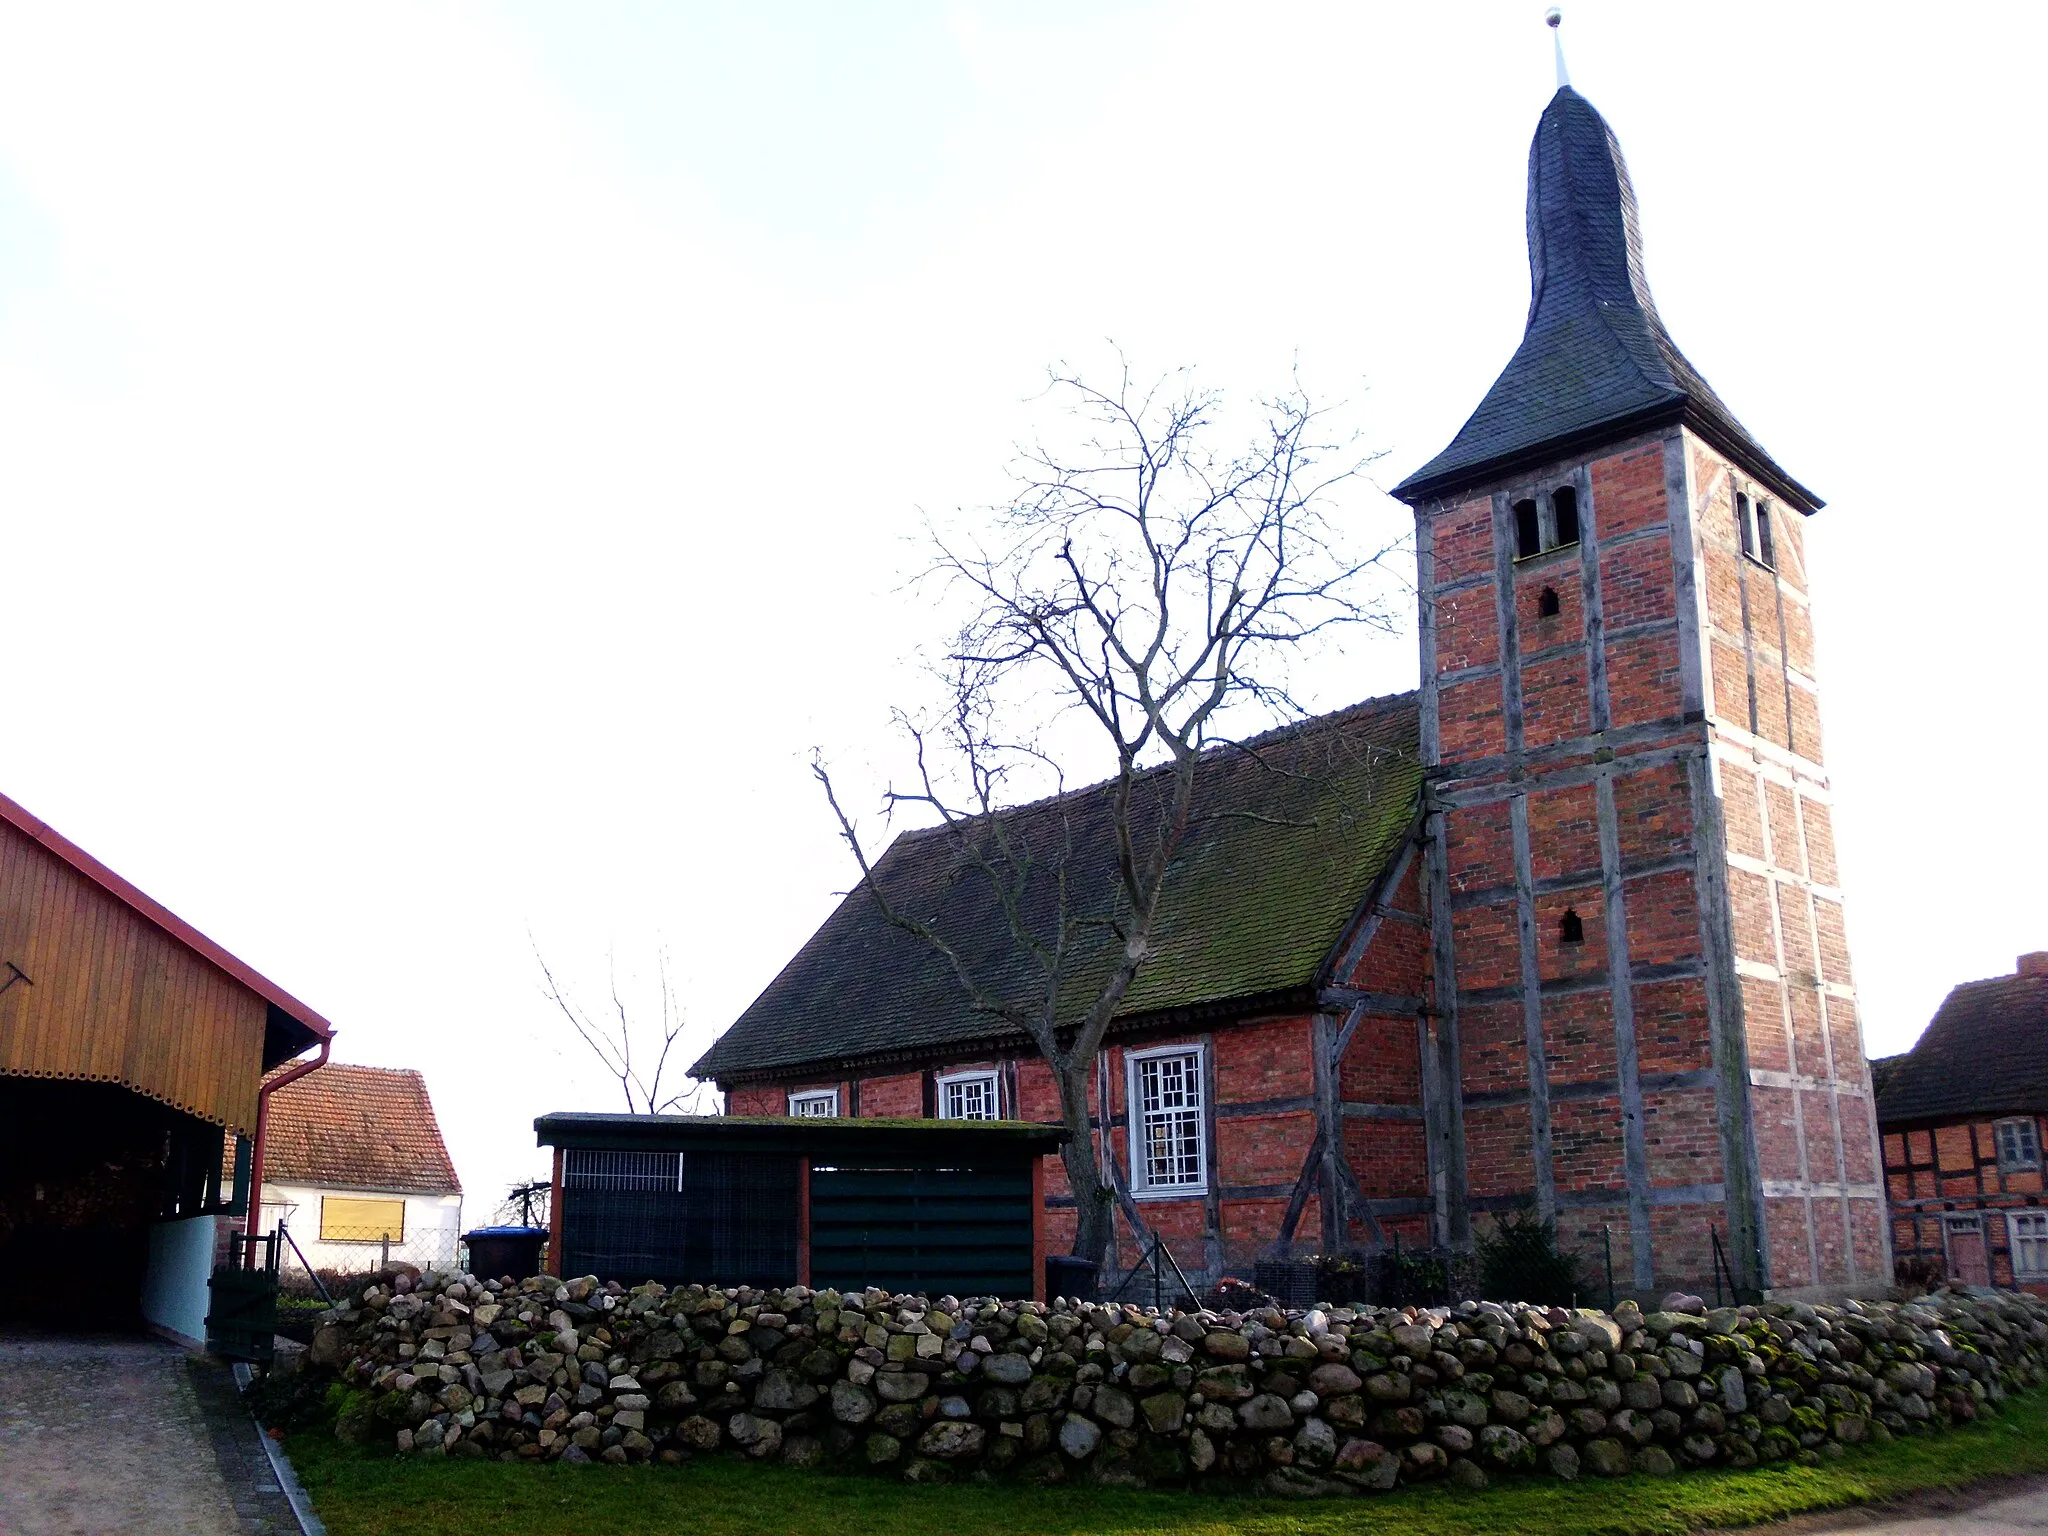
left=714, top=851, right=1436, bottom=1286
left=1691, top=436, right=1885, bottom=1292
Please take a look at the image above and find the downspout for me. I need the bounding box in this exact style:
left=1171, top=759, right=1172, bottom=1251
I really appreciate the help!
left=248, top=1040, right=330, bottom=1252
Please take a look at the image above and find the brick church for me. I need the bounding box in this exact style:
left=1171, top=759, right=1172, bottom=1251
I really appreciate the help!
left=695, top=84, right=1884, bottom=1301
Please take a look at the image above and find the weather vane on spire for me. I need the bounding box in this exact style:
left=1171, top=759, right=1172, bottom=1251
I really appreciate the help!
left=1546, top=7, right=1570, bottom=90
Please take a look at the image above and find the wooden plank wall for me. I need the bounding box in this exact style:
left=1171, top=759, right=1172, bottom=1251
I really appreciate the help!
left=0, top=818, right=267, bottom=1131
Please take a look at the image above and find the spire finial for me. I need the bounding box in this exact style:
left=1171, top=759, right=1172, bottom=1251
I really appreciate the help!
left=1546, top=8, right=1569, bottom=90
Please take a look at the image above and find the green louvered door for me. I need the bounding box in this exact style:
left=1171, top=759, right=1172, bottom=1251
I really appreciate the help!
left=808, top=1164, right=1034, bottom=1300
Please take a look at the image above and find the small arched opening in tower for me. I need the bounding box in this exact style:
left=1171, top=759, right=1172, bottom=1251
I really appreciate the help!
left=1551, top=485, right=1580, bottom=545
left=1513, top=498, right=1541, bottom=559
left=1538, top=586, right=1560, bottom=618
left=1559, top=908, right=1584, bottom=945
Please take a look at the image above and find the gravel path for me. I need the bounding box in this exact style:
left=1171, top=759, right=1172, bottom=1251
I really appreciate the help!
left=1730, top=1474, right=2048, bottom=1536
left=0, top=1332, right=296, bottom=1536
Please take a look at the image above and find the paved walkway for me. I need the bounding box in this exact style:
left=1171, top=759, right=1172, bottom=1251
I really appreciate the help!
left=0, top=1332, right=297, bottom=1536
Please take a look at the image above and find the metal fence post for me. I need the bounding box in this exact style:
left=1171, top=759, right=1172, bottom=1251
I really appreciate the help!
left=1603, top=1225, right=1615, bottom=1311
left=382, top=1232, right=390, bottom=1268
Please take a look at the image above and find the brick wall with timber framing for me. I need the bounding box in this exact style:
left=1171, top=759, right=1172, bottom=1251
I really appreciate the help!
left=722, top=849, right=1437, bottom=1287
left=1407, top=426, right=1886, bottom=1299
left=1883, top=1114, right=2048, bottom=1295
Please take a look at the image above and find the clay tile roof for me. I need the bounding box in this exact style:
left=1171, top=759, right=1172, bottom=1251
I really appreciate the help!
left=261, top=1063, right=461, bottom=1195
left=1873, top=970, right=2048, bottom=1127
left=693, top=692, right=1422, bottom=1084
left=1394, top=87, right=1819, bottom=513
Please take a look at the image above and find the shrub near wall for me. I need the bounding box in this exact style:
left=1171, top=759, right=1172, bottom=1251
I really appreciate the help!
left=305, top=1272, right=2048, bottom=1496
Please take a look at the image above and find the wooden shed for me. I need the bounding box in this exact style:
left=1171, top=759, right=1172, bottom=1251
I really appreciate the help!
left=534, top=1114, right=1066, bottom=1301
left=0, top=791, right=334, bottom=1339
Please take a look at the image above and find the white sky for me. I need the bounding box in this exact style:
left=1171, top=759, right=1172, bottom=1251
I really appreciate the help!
left=2, top=2, right=2042, bottom=1217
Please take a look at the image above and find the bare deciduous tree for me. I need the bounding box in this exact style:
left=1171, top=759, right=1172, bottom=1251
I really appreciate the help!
left=534, top=944, right=717, bottom=1116
left=818, top=362, right=1400, bottom=1264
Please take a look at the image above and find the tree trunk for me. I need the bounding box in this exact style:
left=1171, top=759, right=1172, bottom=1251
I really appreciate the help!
left=1055, top=1055, right=1113, bottom=1264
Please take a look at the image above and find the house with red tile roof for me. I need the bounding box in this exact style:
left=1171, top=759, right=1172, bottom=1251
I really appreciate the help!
left=255, top=1063, right=464, bottom=1277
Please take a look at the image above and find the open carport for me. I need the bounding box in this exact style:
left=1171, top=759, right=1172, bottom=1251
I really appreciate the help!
left=0, top=791, right=333, bottom=1340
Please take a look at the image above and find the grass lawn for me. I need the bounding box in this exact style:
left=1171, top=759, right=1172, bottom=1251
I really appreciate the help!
left=286, top=1390, right=2048, bottom=1536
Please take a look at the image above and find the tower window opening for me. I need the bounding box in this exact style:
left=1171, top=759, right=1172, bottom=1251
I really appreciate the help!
left=1551, top=485, right=1580, bottom=545
left=1538, top=586, right=1560, bottom=617
left=1514, top=499, right=1541, bottom=559
left=1755, top=501, right=1776, bottom=569
left=1737, top=492, right=1755, bottom=559
left=1559, top=908, right=1584, bottom=945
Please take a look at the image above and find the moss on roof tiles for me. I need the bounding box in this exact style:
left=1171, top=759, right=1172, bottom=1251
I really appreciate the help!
left=694, top=693, right=1421, bottom=1082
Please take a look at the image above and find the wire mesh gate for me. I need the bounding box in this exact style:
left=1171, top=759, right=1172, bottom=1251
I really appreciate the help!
left=559, top=1148, right=799, bottom=1287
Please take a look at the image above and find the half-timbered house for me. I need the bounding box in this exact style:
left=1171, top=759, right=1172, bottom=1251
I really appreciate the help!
left=1874, top=955, right=2048, bottom=1293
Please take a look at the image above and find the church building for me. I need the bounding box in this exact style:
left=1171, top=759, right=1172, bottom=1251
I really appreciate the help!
left=693, top=83, right=1885, bottom=1301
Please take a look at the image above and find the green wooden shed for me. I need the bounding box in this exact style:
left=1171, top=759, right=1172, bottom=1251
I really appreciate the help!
left=533, top=1114, right=1067, bottom=1301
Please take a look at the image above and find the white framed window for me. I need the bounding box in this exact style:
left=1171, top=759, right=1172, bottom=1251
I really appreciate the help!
left=1996, top=1118, right=2041, bottom=1172
left=1126, top=1043, right=1207, bottom=1196
left=788, top=1089, right=839, bottom=1118
left=938, top=1069, right=1000, bottom=1121
left=2009, top=1212, right=2048, bottom=1280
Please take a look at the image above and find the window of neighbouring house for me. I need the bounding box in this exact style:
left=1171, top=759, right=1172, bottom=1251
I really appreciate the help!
left=938, top=1069, right=1000, bottom=1121
left=788, top=1089, right=839, bottom=1118
left=1997, top=1118, right=2041, bottom=1172
left=320, top=1194, right=406, bottom=1243
left=1128, top=1044, right=1207, bottom=1195
left=2010, top=1212, right=2048, bottom=1280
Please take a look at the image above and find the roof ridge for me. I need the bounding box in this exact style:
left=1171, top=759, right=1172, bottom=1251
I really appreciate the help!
left=883, top=689, right=1421, bottom=850
left=0, top=788, right=335, bottom=1045
left=1947, top=970, right=2046, bottom=994
left=1597, top=298, right=1683, bottom=401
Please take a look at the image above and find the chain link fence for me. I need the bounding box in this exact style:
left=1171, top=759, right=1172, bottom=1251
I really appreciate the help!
left=274, top=1221, right=462, bottom=1299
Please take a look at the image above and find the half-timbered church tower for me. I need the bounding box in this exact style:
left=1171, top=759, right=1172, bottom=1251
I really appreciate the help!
left=1390, top=84, right=1883, bottom=1296
left=697, top=83, right=1884, bottom=1300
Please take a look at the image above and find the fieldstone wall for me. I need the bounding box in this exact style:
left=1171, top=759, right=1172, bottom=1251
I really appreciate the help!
left=304, top=1270, right=2048, bottom=1495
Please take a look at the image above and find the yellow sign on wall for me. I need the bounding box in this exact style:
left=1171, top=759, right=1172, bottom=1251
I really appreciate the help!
left=319, top=1195, right=406, bottom=1243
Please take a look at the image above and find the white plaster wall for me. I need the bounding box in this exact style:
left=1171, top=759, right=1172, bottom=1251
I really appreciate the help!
left=261, top=1183, right=463, bottom=1276
left=141, top=1214, right=217, bottom=1347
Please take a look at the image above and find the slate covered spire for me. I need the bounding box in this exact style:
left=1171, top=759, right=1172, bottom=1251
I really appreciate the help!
left=1396, top=87, right=1818, bottom=510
